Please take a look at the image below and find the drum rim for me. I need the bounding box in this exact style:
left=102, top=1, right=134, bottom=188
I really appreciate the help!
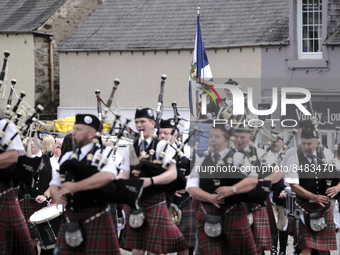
left=29, top=205, right=62, bottom=224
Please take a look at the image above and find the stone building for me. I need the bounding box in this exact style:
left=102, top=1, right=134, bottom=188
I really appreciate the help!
left=0, top=0, right=103, bottom=119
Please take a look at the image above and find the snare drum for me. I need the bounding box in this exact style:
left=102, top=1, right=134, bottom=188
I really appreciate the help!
left=284, top=187, right=296, bottom=217
left=29, top=204, right=64, bottom=250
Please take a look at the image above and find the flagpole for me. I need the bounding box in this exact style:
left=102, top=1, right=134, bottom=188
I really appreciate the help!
left=196, top=7, right=200, bottom=118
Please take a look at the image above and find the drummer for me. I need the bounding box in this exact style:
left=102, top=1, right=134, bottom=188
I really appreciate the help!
left=19, top=131, right=59, bottom=254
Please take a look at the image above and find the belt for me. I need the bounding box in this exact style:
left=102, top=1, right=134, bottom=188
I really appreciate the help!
left=0, top=180, right=13, bottom=189
left=178, top=196, right=191, bottom=209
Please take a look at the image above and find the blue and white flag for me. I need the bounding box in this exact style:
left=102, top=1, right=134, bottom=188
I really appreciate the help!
left=189, top=11, right=214, bottom=117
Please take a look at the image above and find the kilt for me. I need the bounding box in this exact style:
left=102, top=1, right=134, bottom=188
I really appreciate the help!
left=109, top=203, right=118, bottom=231
left=287, top=215, right=297, bottom=236
left=196, top=202, right=224, bottom=255
left=222, top=203, right=257, bottom=255
left=192, top=197, right=201, bottom=213
left=266, top=198, right=278, bottom=235
left=250, top=203, right=271, bottom=252
left=53, top=205, right=120, bottom=255
left=19, top=200, right=46, bottom=238
left=176, top=199, right=196, bottom=248
left=122, top=193, right=188, bottom=253
left=0, top=188, right=35, bottom=255
left=295, top=199, right=337, bottom=251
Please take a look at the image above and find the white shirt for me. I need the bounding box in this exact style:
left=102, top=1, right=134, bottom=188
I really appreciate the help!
left=225, top=98, right=232, bottom=106
left=49, top=143, right=117, bottom=187
left=266, top=150, right=282, bottom=166
left=186, top=151, right=258, bottom=190
left=185, top=147, right=230, bottom=190
left=120, top=138, right=176, bottom=173
left=0, top=120, right=25, bottom=155
left=285, top=149, right=340, bottom=186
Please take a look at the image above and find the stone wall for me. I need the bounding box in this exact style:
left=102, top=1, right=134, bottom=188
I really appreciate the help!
left=34, top=35, right=52, bottom=117
left=35, top=0, right=103, bottom=119
left=328, top=0, right=340, bottom=37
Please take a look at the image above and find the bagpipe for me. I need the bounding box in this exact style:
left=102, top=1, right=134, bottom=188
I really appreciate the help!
left=128, top=75, right=176, bottom=200
left=128, top=75, right=192, bottom=200
left=0, top=51, right=50, bottom=188
left=59, top=79, right=143, bottom=209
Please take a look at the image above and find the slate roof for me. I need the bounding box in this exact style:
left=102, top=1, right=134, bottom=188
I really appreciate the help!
left=0, top=0, right=67, bottom=33
left=59, top=0, right=289, bottom=51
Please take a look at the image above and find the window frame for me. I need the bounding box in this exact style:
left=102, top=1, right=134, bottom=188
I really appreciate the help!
left=297, top=0, right=323, bottom=60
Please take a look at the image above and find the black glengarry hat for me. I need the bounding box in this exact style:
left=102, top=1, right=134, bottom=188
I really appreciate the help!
left=301, top=126, right=318, bottom=139
left=75, top=114, right=100, bottom=130
left=160, top=118, right=176, bottom=129
left=213, top=121, right=233, bottom=137
left=135, top=108, right=155, bottom=120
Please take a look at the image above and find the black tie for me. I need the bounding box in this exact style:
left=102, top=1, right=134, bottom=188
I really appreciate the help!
left=213, top=153, right=220, bottom=163
left=77, top=148, right=82, bottom=160
left=140, top=141, right=148, bottom=152
left=308, top=155, right=316, bottom=166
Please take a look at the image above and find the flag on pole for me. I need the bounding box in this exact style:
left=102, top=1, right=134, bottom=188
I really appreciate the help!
left=189, top=7, right=214, bottom=117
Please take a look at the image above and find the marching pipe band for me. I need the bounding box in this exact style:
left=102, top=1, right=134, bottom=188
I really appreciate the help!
left=1, top=45, right=340, bottom=255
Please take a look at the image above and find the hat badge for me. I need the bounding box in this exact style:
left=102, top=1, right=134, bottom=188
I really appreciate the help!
left=170, top=119, right=175, bottom=126
left=147, top=109, right=153, bottom=117
left=84, top=116, right=93, bottom=124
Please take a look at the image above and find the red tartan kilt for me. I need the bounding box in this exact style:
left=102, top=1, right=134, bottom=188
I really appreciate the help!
left=19, top=200, right=46, bottom=238
left=54, top=205, right=120, bottom=255
left=196, top=202, right=224, bottom=255
left=122, top=193, right=188, bottom=253
left=266, top=198, right=278, bottom=235
left=197, top=202, right=257, bottom=255
left=223, top=203, right=257, bottom=255
left=250, top=203, right=272, bottom=252
left=295, top=199, right=337, bottom=251
left=192, top=197, right=201, bottom=213
left=176, top=200, right=197, bottom=248
left=0, top=189, right=35, bottom=255
left=287, top=216, right=297, bottom=236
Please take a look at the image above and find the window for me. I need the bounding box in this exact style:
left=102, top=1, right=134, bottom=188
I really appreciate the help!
left=297, top=0, right=322, bottom=59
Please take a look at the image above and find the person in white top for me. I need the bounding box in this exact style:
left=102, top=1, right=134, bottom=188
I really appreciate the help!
left=49, top=114, right=120, bottom=255
left=0, top=117, right=35, bottom=254
left=285, top=124, right=340, bottom=255
left=118, top=108, right=188, bottom=255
